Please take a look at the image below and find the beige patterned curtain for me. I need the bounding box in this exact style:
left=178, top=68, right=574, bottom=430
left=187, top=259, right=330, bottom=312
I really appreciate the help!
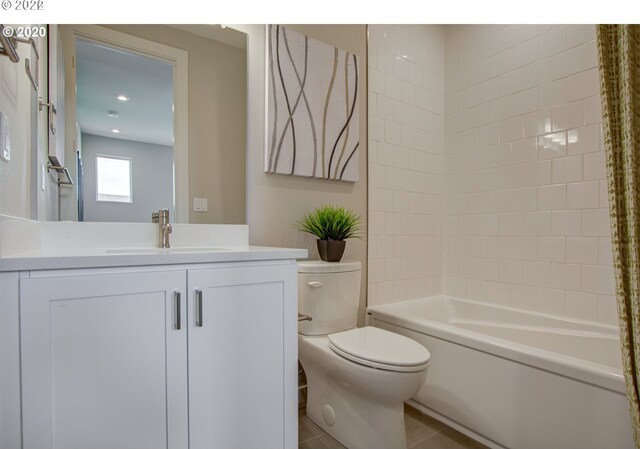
left=597, top=24, right=640, bottom=447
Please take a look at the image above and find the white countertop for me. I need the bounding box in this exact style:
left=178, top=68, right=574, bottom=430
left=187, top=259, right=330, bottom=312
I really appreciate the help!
left=0, top=245, right=308, bottom=272
left=0, top=215, right=308, bottom=272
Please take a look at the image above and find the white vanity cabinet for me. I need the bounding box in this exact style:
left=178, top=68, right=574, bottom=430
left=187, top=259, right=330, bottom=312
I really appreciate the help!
left=17, top=261, right=298, bottom=449
left=187, top=264, right=297, bottom=449
left=20, top=269, right=189, bottom=449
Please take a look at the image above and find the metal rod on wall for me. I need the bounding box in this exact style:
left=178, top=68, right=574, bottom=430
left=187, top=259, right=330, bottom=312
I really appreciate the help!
left=47, top=163, right=74, bottom=186
left=0, top=25, right=39, bottom=91
left=0, top=25, right=19, bottom=62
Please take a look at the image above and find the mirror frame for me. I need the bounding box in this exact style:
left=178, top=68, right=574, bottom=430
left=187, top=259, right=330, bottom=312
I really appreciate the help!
left=59, top=25, right=190, bottom=223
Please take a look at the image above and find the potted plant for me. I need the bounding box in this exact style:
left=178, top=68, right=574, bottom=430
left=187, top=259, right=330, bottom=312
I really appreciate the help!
left=296, top=204, right=362, bottom=262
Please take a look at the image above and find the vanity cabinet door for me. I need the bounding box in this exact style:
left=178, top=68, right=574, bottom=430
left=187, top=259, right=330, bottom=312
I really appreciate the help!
left=20, top=270, right=189, bottom=449
left=187, top=263, right=298, bottom=449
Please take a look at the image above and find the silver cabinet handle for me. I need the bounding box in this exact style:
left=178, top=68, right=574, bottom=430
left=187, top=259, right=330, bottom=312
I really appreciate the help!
left=195, top=289, right=203, bottom=327
left=174, top=291, right=181, bottom=330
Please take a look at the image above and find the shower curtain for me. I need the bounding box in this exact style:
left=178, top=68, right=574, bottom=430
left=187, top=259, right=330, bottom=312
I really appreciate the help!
left=597, top=24, right=640, bottom=447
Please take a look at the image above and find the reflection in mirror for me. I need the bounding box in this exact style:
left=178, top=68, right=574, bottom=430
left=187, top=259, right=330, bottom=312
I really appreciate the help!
left=58, top=24, right=247, bottom=224
left=76, top=39, right=175, bottom=222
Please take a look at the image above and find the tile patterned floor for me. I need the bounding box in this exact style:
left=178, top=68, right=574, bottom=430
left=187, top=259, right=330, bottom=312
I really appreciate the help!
left=299, top=404, right=488, bottom=449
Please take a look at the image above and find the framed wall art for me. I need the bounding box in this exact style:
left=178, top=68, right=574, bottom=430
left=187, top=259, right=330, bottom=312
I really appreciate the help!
left=265, top=25, right=360, bottom=182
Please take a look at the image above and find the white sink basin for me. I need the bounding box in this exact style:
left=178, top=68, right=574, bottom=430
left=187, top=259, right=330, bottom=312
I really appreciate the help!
left=106, top=247, right=233, bottom=255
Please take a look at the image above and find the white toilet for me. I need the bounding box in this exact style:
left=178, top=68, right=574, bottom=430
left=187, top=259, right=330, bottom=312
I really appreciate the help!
left=298, top=260, right=431, bottom=449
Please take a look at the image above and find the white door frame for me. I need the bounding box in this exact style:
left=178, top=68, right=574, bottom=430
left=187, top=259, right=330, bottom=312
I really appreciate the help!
left=60, top=25, right=189, bottom=223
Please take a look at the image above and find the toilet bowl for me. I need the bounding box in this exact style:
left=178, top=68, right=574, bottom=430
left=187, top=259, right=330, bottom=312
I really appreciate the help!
left=298, top=260, right=430, bottom=449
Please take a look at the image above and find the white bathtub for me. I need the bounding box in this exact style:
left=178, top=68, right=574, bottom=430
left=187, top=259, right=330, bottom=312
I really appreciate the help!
left=367, top=296, right=635, bottom=449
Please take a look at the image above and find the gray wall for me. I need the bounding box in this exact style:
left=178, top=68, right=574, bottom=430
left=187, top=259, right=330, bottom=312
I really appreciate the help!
left=81, top=133, right=173, bottom=222
left=103, top=25, right=247, bottom=225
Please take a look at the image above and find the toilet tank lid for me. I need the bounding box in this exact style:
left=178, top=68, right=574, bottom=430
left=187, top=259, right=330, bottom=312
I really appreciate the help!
left=297, top=259, right=361, bottom=273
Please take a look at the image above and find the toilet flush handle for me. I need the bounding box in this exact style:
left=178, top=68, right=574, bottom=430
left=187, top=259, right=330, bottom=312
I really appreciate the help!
left=307, top=281, right=324, bottom=288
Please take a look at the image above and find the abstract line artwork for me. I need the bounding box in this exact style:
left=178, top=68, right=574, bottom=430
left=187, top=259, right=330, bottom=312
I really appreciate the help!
left=265, top=25, right=360, bottom=182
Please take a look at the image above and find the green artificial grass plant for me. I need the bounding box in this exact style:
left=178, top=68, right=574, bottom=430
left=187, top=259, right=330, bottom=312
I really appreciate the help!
left=296, top=205, right=362, bottom=241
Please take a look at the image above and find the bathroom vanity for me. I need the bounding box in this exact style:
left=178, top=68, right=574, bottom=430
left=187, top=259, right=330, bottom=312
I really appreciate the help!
left=0, top=218, right=306, bottom=449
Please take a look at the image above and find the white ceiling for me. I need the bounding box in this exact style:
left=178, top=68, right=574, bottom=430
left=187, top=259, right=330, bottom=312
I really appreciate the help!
left=76, top=38, right=174, bottom=147
left=76, top=26, right=247, bottom=149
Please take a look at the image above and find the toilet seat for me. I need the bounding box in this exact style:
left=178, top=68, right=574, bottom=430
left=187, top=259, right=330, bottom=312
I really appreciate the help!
left=328, top=327, right=430, bottom=373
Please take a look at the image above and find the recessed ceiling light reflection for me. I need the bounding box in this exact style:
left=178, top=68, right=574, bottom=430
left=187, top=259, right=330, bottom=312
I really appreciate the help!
left=116, top=95, right=130, bottom=102
left=112, top=129, right=120, bottom=134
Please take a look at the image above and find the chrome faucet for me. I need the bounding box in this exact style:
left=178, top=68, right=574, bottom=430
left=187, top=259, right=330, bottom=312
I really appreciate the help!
left=152, top=209, right=172, bottom=248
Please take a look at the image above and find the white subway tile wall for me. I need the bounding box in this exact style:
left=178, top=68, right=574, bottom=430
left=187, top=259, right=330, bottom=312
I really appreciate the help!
left=443, top=24, right=615, bottom=324
left=369, top=25, right=616, bottom=324
left=368, top=25, right=445, bottom=306
left=368, top=25, right=616, bottom=325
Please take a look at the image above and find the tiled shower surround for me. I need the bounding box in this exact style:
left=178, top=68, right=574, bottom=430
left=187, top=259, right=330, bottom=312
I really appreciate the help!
left=368, top=25, right=446, bottom=307
left=368, top=25, right=616, bottom=324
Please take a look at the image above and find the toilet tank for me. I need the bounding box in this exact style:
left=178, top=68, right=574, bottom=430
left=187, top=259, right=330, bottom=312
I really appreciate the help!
left=298, top=260, right=361, bottom=336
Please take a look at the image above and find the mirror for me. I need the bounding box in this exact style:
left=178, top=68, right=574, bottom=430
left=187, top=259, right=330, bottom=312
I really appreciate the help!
left=57, top=24, right=247, bottom=224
